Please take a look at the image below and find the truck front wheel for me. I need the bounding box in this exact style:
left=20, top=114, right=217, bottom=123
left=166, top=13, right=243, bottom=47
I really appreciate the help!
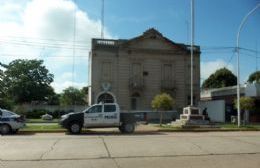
left=69, top=122, right=82, bottom=134
left=1, top=124, right=11, bottom=135
left=121, top=123, right=135, bottom=133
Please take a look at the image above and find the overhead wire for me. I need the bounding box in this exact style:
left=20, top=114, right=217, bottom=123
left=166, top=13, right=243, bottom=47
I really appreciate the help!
left=0, top=35, right=90, bottom=44
left=0, top=39, right=90, bottom=50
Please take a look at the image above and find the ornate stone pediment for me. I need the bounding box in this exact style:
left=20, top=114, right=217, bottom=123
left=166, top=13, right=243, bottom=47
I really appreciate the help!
left=122, top=28, right=188, bottom=52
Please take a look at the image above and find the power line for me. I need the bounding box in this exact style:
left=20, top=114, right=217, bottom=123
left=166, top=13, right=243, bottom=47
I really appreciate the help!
left=0, top=39, right=90, bottom=49
left=0, top=35, right=90, bottom=44
left=0, top=41, right=90, bottom=50
left=201, top=46, right=235, bottom=50
left=0, top=54, right=88, bottom=58
left=200, top=46, right=260, bottom=53
left=1, top=36, right=259, bottom=54
left=226, top=50, right=236, bottom=66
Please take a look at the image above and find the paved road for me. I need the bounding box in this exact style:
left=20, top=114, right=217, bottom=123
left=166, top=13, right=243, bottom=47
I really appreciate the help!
left=1, top=131, right=260, bottom=168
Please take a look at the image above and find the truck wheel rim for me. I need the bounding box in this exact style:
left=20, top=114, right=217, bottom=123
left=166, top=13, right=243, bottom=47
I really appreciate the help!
left=71, top=124, right=80, bottom=133
left=125, top=124, right=133, bottom=132
left=2, top=125, right=10, bottom=134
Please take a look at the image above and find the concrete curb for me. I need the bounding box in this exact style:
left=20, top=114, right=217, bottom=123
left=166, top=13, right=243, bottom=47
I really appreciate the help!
left=17, top=128, right=260, bottom=134
left=158, top=128, right=260, bottom=132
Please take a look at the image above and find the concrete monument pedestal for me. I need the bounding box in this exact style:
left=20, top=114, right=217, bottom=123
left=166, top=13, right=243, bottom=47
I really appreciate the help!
left=172, top=106, right=210, bottom=127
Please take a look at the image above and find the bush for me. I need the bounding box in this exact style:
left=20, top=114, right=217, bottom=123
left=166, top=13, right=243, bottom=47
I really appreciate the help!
left=0, top=98, right=14, bottom=110
left=49, top=110, right=67, bottom=119
left=25, top=109, right=74, bottom=119
left=234, top=97, right=255, bottom=111
left=13, top=105, right=27, bottom=116
left=26, top=109, right=50, bottom=119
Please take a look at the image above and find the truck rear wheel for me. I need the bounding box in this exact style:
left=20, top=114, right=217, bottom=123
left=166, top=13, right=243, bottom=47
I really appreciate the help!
left=69, top=122, right=82, bottom=134
left=121, top=123, right=135, bottom=133
left=119, top=125, right=125, bottom=133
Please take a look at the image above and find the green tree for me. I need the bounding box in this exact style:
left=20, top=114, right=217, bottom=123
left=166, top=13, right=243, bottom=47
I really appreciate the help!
left=81, top=86, right=89, bottom=95
left=0, top=59, right=54, bottom=104
left=80, top=86, right=89, bottom=104
left=234, top=97, right=255, bottom=124
left=0, top=68, right=14, bottom=109
left=47, top=93, right=60, bottom=105
left=202, top=68, right=237, bottom=89
left=247, top=71, right=260, bottom=83
left=60, top=87, right=86, bottom=106
left=151, top=93, right=175, bottom=126
left=0, top=98, right=14, bottom=109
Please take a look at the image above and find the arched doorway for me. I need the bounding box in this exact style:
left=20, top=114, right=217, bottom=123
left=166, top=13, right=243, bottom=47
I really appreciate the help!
left=97, top=92, right=115, bottom=103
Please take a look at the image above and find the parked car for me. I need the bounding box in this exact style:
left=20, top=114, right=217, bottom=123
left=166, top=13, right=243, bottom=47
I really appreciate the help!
left=41, top=113, right=53, bottom=120
left=0, top=109, right=25, bottom=135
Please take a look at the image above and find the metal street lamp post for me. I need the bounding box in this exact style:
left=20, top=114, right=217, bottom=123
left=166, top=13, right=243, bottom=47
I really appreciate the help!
left=236, top=3, right=260, bottom=127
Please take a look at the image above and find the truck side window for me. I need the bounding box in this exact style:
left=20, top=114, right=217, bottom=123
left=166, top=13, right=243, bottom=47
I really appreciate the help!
left=104, top=105, right=116, bottom=113
left=88, top=105, right=102, bottom=113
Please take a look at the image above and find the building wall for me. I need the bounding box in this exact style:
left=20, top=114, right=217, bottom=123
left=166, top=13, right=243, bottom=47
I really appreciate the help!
left=89, top=30, right=200, bottom=112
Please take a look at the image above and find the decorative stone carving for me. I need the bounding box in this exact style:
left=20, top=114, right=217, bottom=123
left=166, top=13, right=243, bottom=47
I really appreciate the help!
left=101, top=82, right=111, bottom=92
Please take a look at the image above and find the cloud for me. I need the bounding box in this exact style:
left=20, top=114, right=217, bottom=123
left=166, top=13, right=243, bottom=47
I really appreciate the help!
left=58, top=72, right=74, bottom=81
left=0, top=0, right=113, bottom=93
left=51, top=81, right=86, bottom=93
left=0, top=1, right=24, bottom=23
left=201, top=59, right=235, bottom=80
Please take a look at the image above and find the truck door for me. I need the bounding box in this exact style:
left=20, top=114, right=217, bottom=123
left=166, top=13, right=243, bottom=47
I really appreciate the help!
left=84, top=104, right=104, bottom=127
left=103, top=104, right=120, bottom=126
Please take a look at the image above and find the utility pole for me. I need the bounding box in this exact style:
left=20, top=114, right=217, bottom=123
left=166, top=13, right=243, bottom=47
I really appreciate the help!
left=101, top=0, right=104, bottom=39
left=256, top=41, right=258, bottom=71
left=190, top=0, right=194, bottom=106
left=186, top=20, right=189, bottom=44
left=72, top=0, right=77, bottom=111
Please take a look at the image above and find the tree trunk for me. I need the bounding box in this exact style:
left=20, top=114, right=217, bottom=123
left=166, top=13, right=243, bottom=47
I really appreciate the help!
left=245, top=110, right=249, bottom=125
left=160, top=111, right=163, bottom=126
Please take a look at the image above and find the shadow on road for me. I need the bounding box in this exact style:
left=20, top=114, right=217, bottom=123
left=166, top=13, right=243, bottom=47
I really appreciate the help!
left=1, top=130, right=166, bottom=136
left=66, top=130, right=167, bottom=136
left=1, top=132, right=36, bottom=136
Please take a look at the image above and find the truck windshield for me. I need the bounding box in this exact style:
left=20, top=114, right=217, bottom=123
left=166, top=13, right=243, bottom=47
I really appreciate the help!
left=2, top=110, right=16, bottom=116
left=85, top=105, right=102, bottom=113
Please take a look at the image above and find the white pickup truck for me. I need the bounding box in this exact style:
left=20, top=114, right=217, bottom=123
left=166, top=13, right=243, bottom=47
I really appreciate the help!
left=59, top=103, right=136, bottom=134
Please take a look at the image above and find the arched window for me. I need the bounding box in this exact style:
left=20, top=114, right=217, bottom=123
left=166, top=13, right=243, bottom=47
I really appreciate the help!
left=97, top=93, right=114, bottom=103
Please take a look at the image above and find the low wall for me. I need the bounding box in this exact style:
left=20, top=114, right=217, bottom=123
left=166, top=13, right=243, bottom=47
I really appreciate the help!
left=14, top=105, right=178, bottom=123
left=14, top=104, right=88, bottom=113
left=130, top=111, right=178, bottom=123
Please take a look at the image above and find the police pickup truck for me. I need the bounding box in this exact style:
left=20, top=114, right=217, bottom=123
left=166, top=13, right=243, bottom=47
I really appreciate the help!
left=60, top=103, right=136, bottom=134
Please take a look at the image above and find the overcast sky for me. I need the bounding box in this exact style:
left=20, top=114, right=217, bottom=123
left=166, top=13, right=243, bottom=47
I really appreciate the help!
left=0, top=0, right=259, bottom=93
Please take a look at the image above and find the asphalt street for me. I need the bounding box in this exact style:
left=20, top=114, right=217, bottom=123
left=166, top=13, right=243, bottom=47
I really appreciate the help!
left=1, top=131, right=260, bottom=168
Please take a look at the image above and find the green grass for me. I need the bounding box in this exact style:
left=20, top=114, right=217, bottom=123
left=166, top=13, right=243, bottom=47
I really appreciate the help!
left=158, top=123, right=260, bottom=132
left=19, top=122, right=260, bottom=133
left=26, top=119, right=59, bottom=123
left=217, top=123, right=260, bottom=129
left=21, top=123, right=65, bottom=132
